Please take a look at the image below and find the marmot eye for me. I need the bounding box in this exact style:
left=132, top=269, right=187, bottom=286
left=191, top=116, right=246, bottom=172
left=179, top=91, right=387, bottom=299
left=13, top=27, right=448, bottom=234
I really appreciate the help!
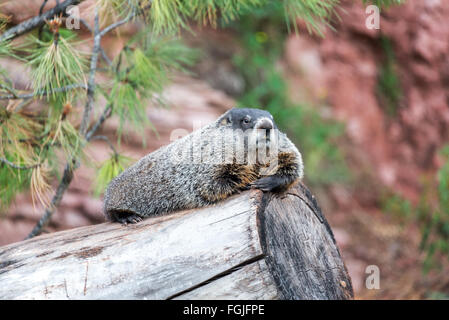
left=243, top=118, right=250, bottom=124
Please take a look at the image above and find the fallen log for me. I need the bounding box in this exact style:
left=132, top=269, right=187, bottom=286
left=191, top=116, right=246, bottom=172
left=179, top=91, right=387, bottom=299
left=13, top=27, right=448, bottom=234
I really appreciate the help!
left=0, top=183, right=353, bottom=300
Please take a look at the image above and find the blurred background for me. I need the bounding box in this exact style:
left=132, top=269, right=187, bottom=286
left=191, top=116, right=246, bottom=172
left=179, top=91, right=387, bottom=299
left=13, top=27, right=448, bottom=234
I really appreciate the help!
left=1, top=0, right=449, bottom=299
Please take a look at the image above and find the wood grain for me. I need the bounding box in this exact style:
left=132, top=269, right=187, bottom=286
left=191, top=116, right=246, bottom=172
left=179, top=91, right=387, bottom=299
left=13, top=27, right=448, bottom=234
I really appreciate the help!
left=257, top=183, right=354, bottom=299
left=0, top=192, right=262, bottom=299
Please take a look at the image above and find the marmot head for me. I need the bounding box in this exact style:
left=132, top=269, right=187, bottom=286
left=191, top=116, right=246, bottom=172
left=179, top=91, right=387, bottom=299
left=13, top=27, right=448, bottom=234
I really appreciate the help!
left=217, top=108, right=278, bottom=164
left=218, top=108, right=277, bottom=131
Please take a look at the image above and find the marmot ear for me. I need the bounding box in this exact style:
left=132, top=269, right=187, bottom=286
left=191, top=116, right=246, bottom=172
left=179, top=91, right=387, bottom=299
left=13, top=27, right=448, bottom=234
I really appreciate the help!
left=218, top=112, right=232, bottom=126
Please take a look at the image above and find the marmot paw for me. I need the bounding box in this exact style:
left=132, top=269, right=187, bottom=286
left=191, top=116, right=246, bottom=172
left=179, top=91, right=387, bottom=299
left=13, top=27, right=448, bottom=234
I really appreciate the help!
left=251, top=176, right=283, bottom=192
left=116, top=213, right=143, bottom=225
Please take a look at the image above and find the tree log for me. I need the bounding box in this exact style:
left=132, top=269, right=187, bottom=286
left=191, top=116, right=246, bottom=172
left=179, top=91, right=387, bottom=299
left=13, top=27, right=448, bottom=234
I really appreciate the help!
left=0, top=183, right=353, bottom=300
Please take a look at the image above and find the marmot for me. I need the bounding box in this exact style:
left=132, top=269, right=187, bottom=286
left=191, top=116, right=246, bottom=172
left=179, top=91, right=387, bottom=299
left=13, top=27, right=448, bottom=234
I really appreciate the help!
left=104, top=108, right=304, bottom=224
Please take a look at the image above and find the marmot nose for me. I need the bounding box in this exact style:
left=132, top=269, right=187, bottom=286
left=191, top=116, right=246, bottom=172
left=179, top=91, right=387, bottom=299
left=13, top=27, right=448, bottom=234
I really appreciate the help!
left=255, top=118, right=273, bottom=130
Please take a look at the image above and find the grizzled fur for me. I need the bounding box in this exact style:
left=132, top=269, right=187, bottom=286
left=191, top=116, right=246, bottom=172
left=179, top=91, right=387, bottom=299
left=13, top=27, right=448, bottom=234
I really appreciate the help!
left=104, top=108, right=304, bottom=224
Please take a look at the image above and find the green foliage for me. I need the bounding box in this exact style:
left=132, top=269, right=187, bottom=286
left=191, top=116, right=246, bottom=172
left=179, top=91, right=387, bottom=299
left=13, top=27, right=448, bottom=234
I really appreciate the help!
left=108, top=79, right=149, bottom=142
left=0, top=136, right=33, bottom=208
left=0, top=11, right=10, bottom=33
left=0, top=39, right=12, bottom=58
left=93, top=154, right=134, bottom=197
left=44, top=107, right=85, bottom=163
left=427, top=291, right=449, bottom=300
left=437, top=147, right=449, bottom=214
left=383, top=146, right=449, bottom=272
left=283, top=0, right=337, bottom=35
left=108, top=35, right=196, bottom=142
left=25, top=32, right=87, bottom=102
left=0, top=36, right=21, bottom=90
left=1, top=27, right=87, bottom=209
left=149, top=0, right=188, bottom=34
left=96, top=0, right=136, bottom=27
left=228, top=2, right=348, bottom=187
left=0, top=157, right=32, bottom=208
left=363, top=0, right=405, bottom=8
left=185, top=0, right=263, bottom=27
left=0, top=109, right=41, bottom=208
left=148, top=0, right=263, bottom=34
left=147, top=0, right=337, bottom=36
left=377, top=36, right=402, bottom=117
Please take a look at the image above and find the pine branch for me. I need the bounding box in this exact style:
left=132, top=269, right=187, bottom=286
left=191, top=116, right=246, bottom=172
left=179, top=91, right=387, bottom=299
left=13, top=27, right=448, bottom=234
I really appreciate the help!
left=80, top=18, right=112, bottom=67
left=0, top=83, right=19, bottom=99
left=0, top=83, right=87, bottom=100
left=99, top=15, right=135, bottom=38
left=90, top=135, right=118, bottom=156
left=25, top=7, right=101, bottom=239
left=26, top=104, right=111, bottom=240
left=25, top=3, right=152, bottom=239
left=0, top=0, right=81, bottom=42
left=79, top=3, right=150, bottom=136
left=37, top=0, right=50, bottom=40
left=85, top=103, right=113, bottom=141
left=0, top=157, right=41, bottom=170
left=97, top=2, right=153, bottom=38
left=39, top=0, right=50, bottom=15
left=78, top=7, right=101, bottom=137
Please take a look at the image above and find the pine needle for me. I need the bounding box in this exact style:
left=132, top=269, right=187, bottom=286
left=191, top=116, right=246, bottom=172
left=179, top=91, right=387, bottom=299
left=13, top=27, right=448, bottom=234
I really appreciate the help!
left=0, top=10, right=9, bottom=32
left=283, top=0, right=338, bottom=36
left=44, top=116, right=85, bottom=163
left=0, top=159, right=31, bottom=208
left=109, top=80, right=147, bottom=142
left=26, top=34, right=87, bottom=101
left=108, top=36, right=196, bottom=142
left=93, top=154, right=133, bottom=197
left=186, top=0, right=263, bottom=27
left=0, top=110, right=43, bottom=161
left=363, top=0, right=404, bottom=8
left=0, top=39, right=13, bottom=57
left=150, top=0, right=188, bottom=34
left=30, top=164, right=52, bottom=210
left=88, top=0, right=135, bottom=29
left=0, top=111, right=44, bottom=208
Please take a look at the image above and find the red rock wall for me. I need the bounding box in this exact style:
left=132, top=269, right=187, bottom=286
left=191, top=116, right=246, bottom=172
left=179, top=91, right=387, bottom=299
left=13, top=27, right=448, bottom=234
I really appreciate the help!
left=284, top=0, right=449, bottom=200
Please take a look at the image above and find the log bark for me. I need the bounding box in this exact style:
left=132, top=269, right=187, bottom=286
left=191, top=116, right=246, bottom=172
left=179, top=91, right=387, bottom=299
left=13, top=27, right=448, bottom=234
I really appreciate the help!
left=0, top=183, right=353, bottom=300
